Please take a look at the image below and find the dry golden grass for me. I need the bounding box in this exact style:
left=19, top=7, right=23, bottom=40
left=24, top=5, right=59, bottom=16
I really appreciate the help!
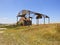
left=0, top=23, right=60, bottom=45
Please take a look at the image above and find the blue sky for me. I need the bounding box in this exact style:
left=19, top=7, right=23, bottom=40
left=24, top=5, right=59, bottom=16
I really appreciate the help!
left=0, top=0, right=60, bottom=24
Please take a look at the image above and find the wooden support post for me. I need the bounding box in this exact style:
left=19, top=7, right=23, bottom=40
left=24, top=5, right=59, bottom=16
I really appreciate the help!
left=29, top=12, right=30, bottom=18
left=48, top=18, right=50, bottom=24
left=29, top=11, right=32, bottom=25
left=44, top=17, right=45, bottom=24
left=36, top=19, right=39, bottom=25
left=17, top=16, right=18, bottom=25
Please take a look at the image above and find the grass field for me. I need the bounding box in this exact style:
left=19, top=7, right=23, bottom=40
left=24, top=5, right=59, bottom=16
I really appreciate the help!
left=0, top=23, right=60, bottom=45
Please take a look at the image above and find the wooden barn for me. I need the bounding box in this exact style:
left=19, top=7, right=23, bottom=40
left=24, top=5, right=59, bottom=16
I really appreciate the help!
left=17, top=10, right=50, bottom=26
